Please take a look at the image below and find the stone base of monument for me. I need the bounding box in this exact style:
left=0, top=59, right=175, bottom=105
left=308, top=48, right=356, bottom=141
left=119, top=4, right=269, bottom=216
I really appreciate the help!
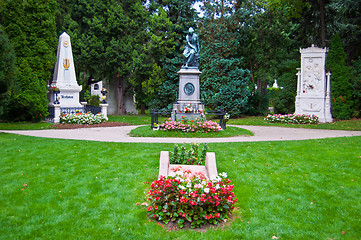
left=173, top=112, right=204, bottom=121
left=172, top=68, right=205, bottom=121
left=158, top=151, right=218, bottom=180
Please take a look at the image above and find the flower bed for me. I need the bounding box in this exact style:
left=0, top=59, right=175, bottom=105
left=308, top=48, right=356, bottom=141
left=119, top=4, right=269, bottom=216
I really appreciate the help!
left=265, top=114, right=319, bottom=124
left=159, top=117, right=222, bottom=133
left=147, top=167, right=237, bottom=228
left=60, top=112, right=107, bottom=125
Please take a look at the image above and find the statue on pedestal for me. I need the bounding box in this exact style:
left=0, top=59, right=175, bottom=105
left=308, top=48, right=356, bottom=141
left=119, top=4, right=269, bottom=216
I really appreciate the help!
left=182, top=27, right=200, bottom=68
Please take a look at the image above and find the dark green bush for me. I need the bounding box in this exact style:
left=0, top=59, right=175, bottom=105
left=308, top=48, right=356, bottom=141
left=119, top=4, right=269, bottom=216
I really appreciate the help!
left=326, top=34, right=354, bottom=120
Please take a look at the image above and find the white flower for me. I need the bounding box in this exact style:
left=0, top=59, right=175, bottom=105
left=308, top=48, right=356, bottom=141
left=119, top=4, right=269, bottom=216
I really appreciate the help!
left=204, top=188, right=210, bottom=194
left=215, top=184, right=220, bottom=190
left=220, top=172, right=227, bottom=178
left=178, top=185, right=186, bottom=190
left=186, top=182, right=192, bottom=188
left=214, top=176, right=222, bottom=182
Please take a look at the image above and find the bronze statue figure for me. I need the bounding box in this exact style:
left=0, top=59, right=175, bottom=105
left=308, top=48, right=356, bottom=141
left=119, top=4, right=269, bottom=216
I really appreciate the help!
left=182, top=27, right=200, bottom=68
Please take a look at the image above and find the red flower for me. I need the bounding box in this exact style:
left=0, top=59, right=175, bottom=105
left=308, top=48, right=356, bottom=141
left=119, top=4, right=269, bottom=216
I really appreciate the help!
left=216, top=213, right=220, bottom=218
left=148, top=206, right=153, bottom=211
left=154, top=205, right=158, bottom=210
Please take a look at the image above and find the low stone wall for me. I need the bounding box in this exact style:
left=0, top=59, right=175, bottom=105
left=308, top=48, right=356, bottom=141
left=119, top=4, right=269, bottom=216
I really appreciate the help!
left=158, top=151, right=218, bottom=180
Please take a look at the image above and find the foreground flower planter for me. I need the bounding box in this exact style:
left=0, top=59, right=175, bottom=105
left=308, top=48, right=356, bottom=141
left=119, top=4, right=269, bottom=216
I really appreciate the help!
left=158, top=151, right=218, bottom=180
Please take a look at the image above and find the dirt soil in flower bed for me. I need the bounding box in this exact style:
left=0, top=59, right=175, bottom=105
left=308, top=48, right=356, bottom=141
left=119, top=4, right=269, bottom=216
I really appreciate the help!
left=148, top=213, right=238, bottom=232
left=50, top=122, right=130, bottom=129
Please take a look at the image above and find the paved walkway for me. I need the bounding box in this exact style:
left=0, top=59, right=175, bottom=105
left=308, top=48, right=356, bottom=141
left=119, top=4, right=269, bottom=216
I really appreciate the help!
left=1, top=125, right=361, bottom=143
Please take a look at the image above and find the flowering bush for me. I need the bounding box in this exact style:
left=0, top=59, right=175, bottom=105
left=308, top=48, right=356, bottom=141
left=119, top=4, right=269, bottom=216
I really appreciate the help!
left=159, top=117, right=222, bottom=133
left=265, top=114, right=319, bottom=124
left=52, top=86, right=60, bottom=92
left=146, top=167, right=237, bottom=228
left=170, top=143, right=208, bottom=165
left=60, top=112, right=107, bottom=125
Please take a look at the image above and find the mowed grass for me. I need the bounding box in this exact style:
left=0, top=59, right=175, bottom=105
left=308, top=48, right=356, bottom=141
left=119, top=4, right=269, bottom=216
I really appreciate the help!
left=1, top=133, right=360, bottom=239
left=0, top=121, right=53, bottom=130
left=129, top=125, right=253, bottom=138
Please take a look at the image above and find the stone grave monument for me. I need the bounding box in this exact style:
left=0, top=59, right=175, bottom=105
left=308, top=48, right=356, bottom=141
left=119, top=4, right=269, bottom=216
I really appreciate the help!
left=49, top=32, right=82, bottom=110
left=172, top=27, right=204, bottom=120
left=295, top=45, right=333, bottom=123
left=91, top=81, right=103, bottom=98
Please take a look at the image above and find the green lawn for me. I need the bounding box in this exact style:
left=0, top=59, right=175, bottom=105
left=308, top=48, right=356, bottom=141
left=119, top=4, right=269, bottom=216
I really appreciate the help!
left=0, top=121, right=54, bottom=130
left=1, top=133, right=360, bottom=239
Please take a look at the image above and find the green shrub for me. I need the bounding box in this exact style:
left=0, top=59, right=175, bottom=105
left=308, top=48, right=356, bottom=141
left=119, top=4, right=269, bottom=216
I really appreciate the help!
left=273, top=89, right=296, bottom=114
left=88, top=95, right=100, bottom=106
left=170, top=143, right=208, bottom=165
left=326, top=34, right=354, bottom=119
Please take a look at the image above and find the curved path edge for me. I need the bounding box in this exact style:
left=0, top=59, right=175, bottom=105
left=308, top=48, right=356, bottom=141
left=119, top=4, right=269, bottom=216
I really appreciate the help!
left=1, top=125, right=361, bottom=143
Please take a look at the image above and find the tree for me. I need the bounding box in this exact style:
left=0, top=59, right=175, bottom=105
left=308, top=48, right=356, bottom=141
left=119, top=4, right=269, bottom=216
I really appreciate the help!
left=61, top=0, right=149, bottom=115
left=147, top=0, right=198, bottom=110
left=129, top=7, right=175, bottom=113
left=235, top=0, right=298, bottom=115
left=1, top=0, right=57, bottom=121
left=0, top=26, right=16, bottom=119
left=199, top=2, right=252, bottom=116
left=326, top=33, right=354, bottom=119
left=351, top=58, right=361, bottom=117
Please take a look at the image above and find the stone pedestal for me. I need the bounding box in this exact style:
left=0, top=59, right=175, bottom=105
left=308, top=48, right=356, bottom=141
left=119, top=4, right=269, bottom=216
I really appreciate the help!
left=158, top=151, right=218, bottom=180
left=294, top=45, right=333, bottom=123
left=172, top=68, right=205, bottom=120
left=100, top=103, right=109, bottom=119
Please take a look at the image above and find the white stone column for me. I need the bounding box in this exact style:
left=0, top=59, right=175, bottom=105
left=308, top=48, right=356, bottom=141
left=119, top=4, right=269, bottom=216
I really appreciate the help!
left=296, top=68, right=301, bottom=95
left=295, top=68, right=301, bottom=114
left=53, top=104, right=61, bottom=123
left=324, top=71, right=333, bottom=122
left=100, top=103, right=109, bottom=120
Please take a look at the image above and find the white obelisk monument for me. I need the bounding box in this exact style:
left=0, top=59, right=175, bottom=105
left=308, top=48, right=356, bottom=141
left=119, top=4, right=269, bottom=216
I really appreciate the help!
left=49, top=32, right=82, bottom=108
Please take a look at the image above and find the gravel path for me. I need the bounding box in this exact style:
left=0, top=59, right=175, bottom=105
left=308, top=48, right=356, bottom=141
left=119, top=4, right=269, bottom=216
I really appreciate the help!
left=1, top=125, right=361, bottom=143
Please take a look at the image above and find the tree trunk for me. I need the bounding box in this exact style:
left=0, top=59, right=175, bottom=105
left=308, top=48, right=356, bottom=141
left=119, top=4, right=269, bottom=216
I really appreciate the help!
left=116, top=74, right=126, bottom=115
left=141, top=104, right=145, bottom=114
left=319, top=0, right=326, bottom=47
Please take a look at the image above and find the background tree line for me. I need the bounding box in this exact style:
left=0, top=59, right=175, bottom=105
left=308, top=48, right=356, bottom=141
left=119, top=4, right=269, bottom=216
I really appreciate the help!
left=0, top=0, right=360, bottom=121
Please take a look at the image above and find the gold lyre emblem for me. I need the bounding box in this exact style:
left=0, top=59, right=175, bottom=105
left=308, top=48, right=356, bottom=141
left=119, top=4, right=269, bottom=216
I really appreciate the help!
left=63, top=58, right=70, bottom=70
left=63, top=41, right=69, bottom=48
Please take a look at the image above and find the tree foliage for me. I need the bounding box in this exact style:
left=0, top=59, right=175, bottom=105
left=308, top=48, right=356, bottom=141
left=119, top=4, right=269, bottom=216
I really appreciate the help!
left=0, top=26, right=16, bottom=118
left=326, top=33, right=354, bottom=119
left=1, top=0, right=57, bottom=121
left=199, top=3, right=251, bottom=116
left=148, top=0, right=198, bottom=110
